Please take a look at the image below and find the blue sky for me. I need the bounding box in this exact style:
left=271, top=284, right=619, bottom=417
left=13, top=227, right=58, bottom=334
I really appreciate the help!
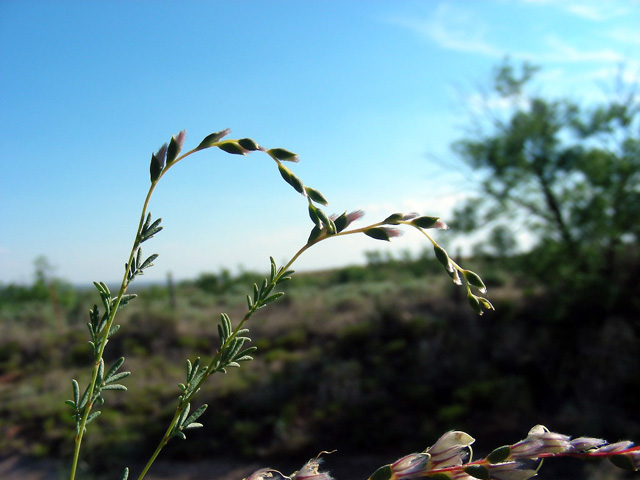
left=1, top=0, right=638, bottom=286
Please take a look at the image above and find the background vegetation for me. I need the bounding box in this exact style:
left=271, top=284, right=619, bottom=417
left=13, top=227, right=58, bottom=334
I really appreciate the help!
left=1, top=62, right=638, bottom=479
left=1, top=247, right=638, bottom=477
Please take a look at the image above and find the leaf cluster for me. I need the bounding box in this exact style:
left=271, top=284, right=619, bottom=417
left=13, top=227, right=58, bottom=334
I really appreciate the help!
left=65, top=357, right=130, bottom=435
left=65, top=127, right=499, bottom=480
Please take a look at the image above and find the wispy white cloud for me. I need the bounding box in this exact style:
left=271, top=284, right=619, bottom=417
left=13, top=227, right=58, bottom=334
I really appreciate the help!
left=538, top=34, right=623, bottom=63
left=387, top=2, right=630, bottom=67
left=605, top=27, right=640, bottom=46
left=520, top=0, right=637, bottom=21
left=565, top=3, right=629, bottom=21
left=387, top=3, right=503, bottom=58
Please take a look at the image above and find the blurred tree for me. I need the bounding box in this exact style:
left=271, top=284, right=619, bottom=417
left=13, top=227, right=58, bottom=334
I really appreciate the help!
left=452, top=60, right=640, bottom=318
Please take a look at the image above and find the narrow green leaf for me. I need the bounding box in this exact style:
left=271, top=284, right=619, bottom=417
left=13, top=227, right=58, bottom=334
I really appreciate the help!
left=105, top=357, right=125, bottom=380
left=121, top=467, right=129, bottom=480
left=139, top=253, right=159, bottom=271
left=144, top=217, right=162, bottom=233
left=258, top=278, right=268, bottom=296
left=177, top=403, right=191, bottom=428
left=184, top=404, right=208, bottom=426
left=234, top=355, right=254, bottom=363
left=107, top=324, right=120, bottom=339
left=79, top=385, right=90, bottom=409
left=96, top=359, right=104, bottom=385
left=220, top=313, right=231, bottom=339
left=187, top=357, right=201, bottom=383
left=72, top=379, right=80, bottom=406
left=140, top=218, right=163, bottom=242
left=217, top=324, right=225, bottom=344
left=262, top=292, right=284, bottom=306
left=106, top=371, right=131, bottom=384
left=186, top=359, right=192, bottom=380
left=183, top=422, right=204, bottom=430
left=270, top=257, right=277, bottom=280
left=93, top=281, right=111, bottom=299
left=117, top=294, right=137, bottom=308
left=86, top=411, right=101, bottom=426
left=141, top=212, right=152, bottom=234
left=101, top=384, right=127, bottom=391
left=224, top=338, right=245, bottom=363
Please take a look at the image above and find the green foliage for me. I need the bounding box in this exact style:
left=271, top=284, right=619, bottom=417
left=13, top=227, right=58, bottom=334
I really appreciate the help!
left=52, top=128, right=492, bottom=480
left=0, top=125, right=628, bottom=479
left=453, top=59, right=640, bottom=317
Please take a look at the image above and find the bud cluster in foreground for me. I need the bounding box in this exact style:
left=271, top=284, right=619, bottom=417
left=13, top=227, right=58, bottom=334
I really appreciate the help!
left=243, top=425, right=639, bottom=480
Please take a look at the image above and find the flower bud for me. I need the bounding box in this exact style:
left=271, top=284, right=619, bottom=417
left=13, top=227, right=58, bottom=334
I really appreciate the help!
left=268, top=147, right=299, bottom=162
left=292, top=459, right=333, bottom=480
left=610, top=449, right=640, bottom=471
left=218, top=141, right=247, bottom=155
left=238, top=137, right=260, bottom=151
left=464, top=270, right=487, bottom=294
left=364, top=227, right=402, bottom=242
left=196, top=128, right=231, bottom=150
left=411, top=216, right=440, bottom=229
left=426, top=431, right=475, bottom=468
left=510, top=425, right=571, bottom=458
left=389, top=453, right=430, bottom=478
left=433, top=245, right=452, bottom=272
left=166, top=130, right=186, bottom=165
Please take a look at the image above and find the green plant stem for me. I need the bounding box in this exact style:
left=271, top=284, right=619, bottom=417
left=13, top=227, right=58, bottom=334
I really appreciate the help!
left=69, top=184, right=158, bottom=480
left=69, top=147, right=197, bottom=480
left=134, top=219, right=396, bottom=479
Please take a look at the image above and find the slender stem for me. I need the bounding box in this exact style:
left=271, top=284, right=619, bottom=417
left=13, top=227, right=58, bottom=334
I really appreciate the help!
left=136, top=217, right=407, bottom=478
left=69, top=144, right=198, bottom=479
left=137, top=409, right=182, bottom=480
left=136, top=234, right=328, bottom=479
left=69, top=183, right=158, bottom=480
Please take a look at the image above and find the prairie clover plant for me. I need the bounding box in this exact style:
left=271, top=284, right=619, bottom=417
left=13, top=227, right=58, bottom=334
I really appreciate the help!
left=65, top=130, right=638, bottom=480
